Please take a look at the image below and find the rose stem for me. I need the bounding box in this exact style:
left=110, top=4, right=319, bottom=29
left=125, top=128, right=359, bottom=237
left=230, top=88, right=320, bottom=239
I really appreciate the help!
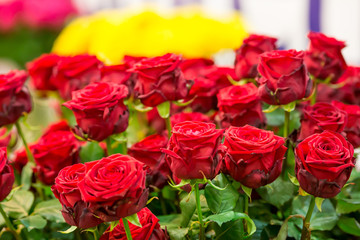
left=0, top=203, right=22, bottom=240
left=300, top=195, right=316, bottom=240
left=92, top=226, right=100, bottom=240
left=105, top=138, right=112, bottom=156
left=165, top=116, right=172, bottom=139
left=310, top=80, right=318, bottom=105
left=195, top=183, right=205, bottom=240
left=122, top=218, right=133, bottom=240
left=281, top=110, right=291, bottom=179
left=243, top=194, right=249, bottom=237
left=15, top=122, right=34, bottom=163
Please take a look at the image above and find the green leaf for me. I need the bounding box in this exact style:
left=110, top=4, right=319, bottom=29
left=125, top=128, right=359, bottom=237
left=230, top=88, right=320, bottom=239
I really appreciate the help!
left=125, top=213, right=141, bottom=227
left=59, top=225, right=77, bottom=234
left=336, top=198, right=360, bottom=214
left=111, top=133, right=127, bottom=143
left=179, top=191, right=196, bottom=227
left=1, top=190, right=34, bottom=219
left=173, top=97, right=195, bottom=107
left=241, top=184, right=252, bottom=200
left=288, top=173, right=299, bottom=186
left=14, top=215, right=47, bottom=230
left=205, top=173, right=240, bottom=214
left=167, top=228, right=188, bottom=240
left=281, top=101, right=296, bottom=112
left=21, top=162, right=34, bottom=191
left=207, top=211, right=255, bottom=231
left=110, top=220, right=119, bottom=231
left=263, top=105, right=279, bottom=113
left=156, top=101, right=170, bottom=119
left=337, top=217, right=360, bottom=237
left=257, top=178, right=296, bottom=208
left=315, top=197, right=324, bottom=212
left=79, top=141, right=105, bottom=163
left=32, top=199, right=64, bottom=223
left=274, top=219, right=288, bottom=240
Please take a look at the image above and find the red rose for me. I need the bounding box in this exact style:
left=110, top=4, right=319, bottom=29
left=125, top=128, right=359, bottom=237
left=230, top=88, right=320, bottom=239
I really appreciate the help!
left=295, top=131, right=355, bottom=198
left=32, top=130, right=80, bottom=185
left=0, top=148, right=14, bottom=201
left=332, top=101, right=360, bottom=148
left=171, top=112, right=211, bottom=127
left=163, top=121, right=224, bottom=180
left=10, top=148, right=28, bottom=173
left=78, top=154, right=149, bottom=222
left=128, top=134, right=171, bottom=189
left=223, top=125, right=287, bottom=188
left=299, top=102, right=347, bottom=140
left=180, top=58, right=214, bottom=80
left=63, top=82, right=129, bottom=141
left=101, top=64, right=134, bottom=94
left=216, top=83, right=265, bottom=128
left=130, top=53, right=188, bottom=107
left=304, top=31, right=347, bottom=82
left=26, top=53, right=59, bottom=91
left=257, top=49, right=312, bottom=105
left=0, top=70, right=32, bottom=126
left=336, top=66, right=360, bottom=105
left=42, top=120, right=70, bottom=137
left=100, top=208, right=169, bottom=240
left=235, top=34, right=277, bottom=79
left=0, top=127, right=11, bottom=148
left=52, top=54, right=103, bottom=100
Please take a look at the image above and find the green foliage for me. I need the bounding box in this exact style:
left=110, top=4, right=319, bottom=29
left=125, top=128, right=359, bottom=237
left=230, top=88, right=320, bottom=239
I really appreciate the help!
left=79, top=141, right=105, bottom=162
left=257, top=178, right=296, bottom=208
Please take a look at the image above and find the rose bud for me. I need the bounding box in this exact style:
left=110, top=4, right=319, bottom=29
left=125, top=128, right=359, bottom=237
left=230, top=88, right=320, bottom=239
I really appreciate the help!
left=295, top=131, right=355, bottom=198
left=10, top=148, right=28, bottom=173
left=78, top=154, right=149, bottom=222
left=63, top=82, right=129, bottom=142
left=336, top=66, right=360, bottom=105
left=256, top=49, right=312, bottom=105
left=128, top=134, right=171, bottom=189
left=223, top=125, right=287, bottom=189
left=304, top=31, right=347, bottom=82
left=162, top=121, right=224, bottom=180
left=51, top=54, right=103, bottom=100
left=235, top=34, right=277, bottom=79
left=0, top=148, right=14, bottom=201
left=100, top=208, right=169, bottom=240
left=51, top=163, right=103, bottom=228
left=332, top=101, right=360, bottom=148
left=32, top=130, right=81, bottom=185
left=216, top=83, right=265, bottom=128
left=26, top=53, right=59, bottom=91
left=101, top=64, right=135, bottom=94
left=180, top=58, right=214, bottom=80
left=130, top=53, right=188, bottom=107
left=171, top=112, right=212, bottom=127
left=0, top=70, right=32, bottom=127
left=299, top=102, right=348, bottom=141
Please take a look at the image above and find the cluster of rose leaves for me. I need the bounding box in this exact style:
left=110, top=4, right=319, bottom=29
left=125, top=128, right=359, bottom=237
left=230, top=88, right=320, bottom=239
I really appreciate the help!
left=0, top=31, right=359, bottom=239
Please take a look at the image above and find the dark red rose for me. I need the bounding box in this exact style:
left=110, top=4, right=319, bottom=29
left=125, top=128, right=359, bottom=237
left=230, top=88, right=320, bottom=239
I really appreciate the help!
left=101, top=64, right=134, bottom=94
left=336, top=66, right=360, bottom=105
left=315, top=83, right=341, bottom=103
left=223, top=125, right=286, bottom=189
left=52, top=54, right=103, bottom=100
left=0, top=148, right=14, bottom=201
left=235, top=34, right=277, bottom=79
left=257, top=49, right=312, bottom=105
left=100, top=208, right=169, bottom=240
left=0, top=70, right=32, bottom=126
left=78, top=154, right=149, bottom=222
left=32, top=130, right=80, bottom=185
left=180, top=58, right=214, bottom=80
left=0, top=127, right=11, bottom=148
left=128, top=134, right=170, bottom=189
left=63, top=82, right=129, bottom=141
left=295, top=131, right=355, bottom=198
left=216, top=83, right=265, bottom=128
left=10, top=148, right=28, bottom=173
left=130, top=53, right=188, bottom=107
left=299, top=102, right=347, bottom=140
left=171, top=112, right=211, bottom=127
left=332, top=101, right=360, bottom=148
left=304, top=31, right=347, bottom=82
left=26, top=53, right=59, bottom=91
left=163, top=121, right=224, bottom=180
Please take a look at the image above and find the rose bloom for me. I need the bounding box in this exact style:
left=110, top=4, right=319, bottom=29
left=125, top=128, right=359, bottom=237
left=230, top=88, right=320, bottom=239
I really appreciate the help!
left=0, top=127, right=12, bottom=148
left=10, top=148, right=28, bottom=174
left=52, top=54, right=103, bottom=100
left=332, top=101, right=360, bottom=148
left=130, top=53, right=188, bottom=107
left=163, top=121, right=224, bottom=180
left=0, top=70, right=32, bottom=127
left=235, top=34, right=277, bottom=79
left=336, top=66, right=360, bottom=105
left=52, top=163, right=103, bottom=229
left=101, top=64, right=134, bottom=94
left=304, top=31, right=347, bottom=82
left=78, top=154, right=149, bottom=222
left=100, top=208, right=169, bottom=240
left=128, top=134, right=171, bottom=189
left=257, top=49, right=312, bottom=105
left=171, top=112, right=212, bottom=127
left=0, top=148, right=14, bottom=201
left=63, top=82, right=129, bottom=142
left=223, top=125, right=287, bottom=188
left=295, top=131, right=355, bottom=198
left=180, top=58, right=214, bottom=80
left=32, top=130, right=81, bottom=185
left=26, top=53, right=60, bottom=91
left=299, top=102, right=348, bottom=140
left=216, top=83, right=265, bottom=128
